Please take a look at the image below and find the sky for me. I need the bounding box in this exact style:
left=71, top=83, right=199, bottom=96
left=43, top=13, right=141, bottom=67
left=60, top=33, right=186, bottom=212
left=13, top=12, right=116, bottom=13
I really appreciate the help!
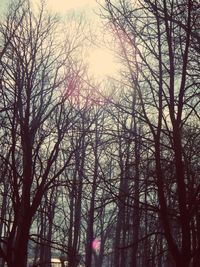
left=45, top=0, right=97, bottom=12
left=0, top=0, right=118, bottom=79
left=42, top=0, right=118, bottom=79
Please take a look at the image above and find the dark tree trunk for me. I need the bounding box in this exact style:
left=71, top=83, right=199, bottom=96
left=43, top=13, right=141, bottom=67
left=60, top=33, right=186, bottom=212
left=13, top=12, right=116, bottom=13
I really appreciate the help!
left=7, top=216, right=31, bottom=267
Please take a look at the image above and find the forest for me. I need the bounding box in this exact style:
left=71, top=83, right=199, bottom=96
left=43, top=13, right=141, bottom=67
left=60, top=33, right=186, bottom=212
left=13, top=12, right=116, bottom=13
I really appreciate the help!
left=0, top=0, right=199, bottom=266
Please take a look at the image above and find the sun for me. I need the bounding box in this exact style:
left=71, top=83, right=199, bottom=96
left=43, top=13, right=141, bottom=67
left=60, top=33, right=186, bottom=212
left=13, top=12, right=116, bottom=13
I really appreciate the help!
left=33, top=0, right=119, bottom=79
left=87, top=47, right=118, bottom=78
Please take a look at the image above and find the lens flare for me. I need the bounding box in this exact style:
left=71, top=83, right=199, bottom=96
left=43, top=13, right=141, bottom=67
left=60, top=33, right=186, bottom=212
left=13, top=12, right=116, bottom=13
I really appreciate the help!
left=92, top=238, right=101, bottom=252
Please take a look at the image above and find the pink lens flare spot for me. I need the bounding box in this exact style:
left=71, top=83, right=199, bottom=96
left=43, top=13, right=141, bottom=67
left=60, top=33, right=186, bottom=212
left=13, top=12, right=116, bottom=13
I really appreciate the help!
left=92, top=238, right=101, bottom=251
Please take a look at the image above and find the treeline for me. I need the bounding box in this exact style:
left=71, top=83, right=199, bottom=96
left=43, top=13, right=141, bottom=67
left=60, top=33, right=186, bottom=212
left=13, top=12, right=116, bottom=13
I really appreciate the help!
left=0, top=1, right=199, bottom=267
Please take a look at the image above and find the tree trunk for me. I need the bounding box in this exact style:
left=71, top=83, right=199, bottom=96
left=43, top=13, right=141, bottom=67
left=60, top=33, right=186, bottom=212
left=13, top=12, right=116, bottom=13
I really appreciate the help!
left=7, top=218, right=31, bottom=267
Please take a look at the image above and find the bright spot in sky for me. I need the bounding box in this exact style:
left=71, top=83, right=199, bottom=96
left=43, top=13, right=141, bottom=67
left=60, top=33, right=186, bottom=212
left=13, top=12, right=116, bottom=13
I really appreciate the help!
left=92, top=238, right=101, bottom=252
left=34, top=0, right=119, bottom=79
left=88, top=47, right=118, bottom=78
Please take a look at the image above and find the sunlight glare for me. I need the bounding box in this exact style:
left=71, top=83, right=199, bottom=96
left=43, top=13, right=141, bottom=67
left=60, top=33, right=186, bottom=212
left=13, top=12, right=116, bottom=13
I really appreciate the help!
left=88, top=47, right=118, bottom=78
left=33, top=0, right=119, bottom=79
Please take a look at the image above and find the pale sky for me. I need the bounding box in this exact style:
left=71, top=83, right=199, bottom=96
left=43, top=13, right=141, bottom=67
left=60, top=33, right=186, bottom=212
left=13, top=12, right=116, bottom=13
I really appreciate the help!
left=36, top=0, right=119, bottom=79
left=0, top=0, right=119, bottom=79
left=45, top=0, right=97, bottom=12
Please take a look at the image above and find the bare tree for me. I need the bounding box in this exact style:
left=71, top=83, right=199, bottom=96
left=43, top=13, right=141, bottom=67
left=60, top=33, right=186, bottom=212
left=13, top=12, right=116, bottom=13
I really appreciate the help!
left=0, top=1, right=84, bottom=266
left=102, top=0, right=200, bottom=266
